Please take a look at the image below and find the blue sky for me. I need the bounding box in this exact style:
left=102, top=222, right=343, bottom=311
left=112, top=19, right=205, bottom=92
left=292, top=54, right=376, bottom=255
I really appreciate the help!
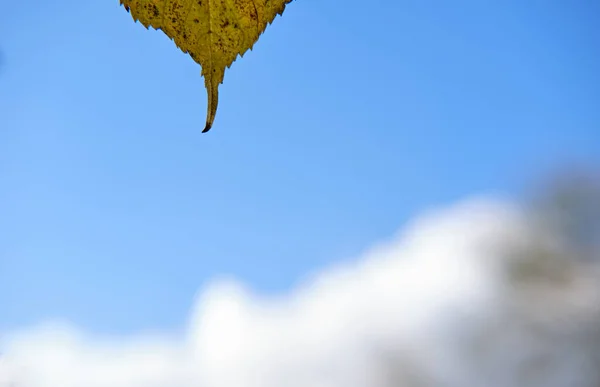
left=1, top=0, right=598, bottom=336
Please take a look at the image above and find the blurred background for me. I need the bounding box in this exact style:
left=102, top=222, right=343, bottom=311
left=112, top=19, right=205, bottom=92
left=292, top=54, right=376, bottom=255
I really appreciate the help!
left=1, top=1, right=599, bottom=386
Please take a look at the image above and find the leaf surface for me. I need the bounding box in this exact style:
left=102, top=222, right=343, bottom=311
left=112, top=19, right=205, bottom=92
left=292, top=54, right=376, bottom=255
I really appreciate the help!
left=121, top=0, right=292, bottom=132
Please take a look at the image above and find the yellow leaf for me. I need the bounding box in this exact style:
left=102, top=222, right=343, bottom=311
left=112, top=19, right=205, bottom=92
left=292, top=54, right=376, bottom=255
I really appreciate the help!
left=120, top=0, right=293, bottom=132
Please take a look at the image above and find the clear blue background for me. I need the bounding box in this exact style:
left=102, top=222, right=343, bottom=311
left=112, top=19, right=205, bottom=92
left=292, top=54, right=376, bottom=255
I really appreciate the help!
left=1, top=0, right=598, bottom=335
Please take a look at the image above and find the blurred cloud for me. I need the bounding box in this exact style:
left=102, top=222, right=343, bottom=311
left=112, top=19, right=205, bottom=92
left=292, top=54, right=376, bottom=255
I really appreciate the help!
left=1, top=196, right=599, bottom=387
left=528, top=167, right=600, bottom=259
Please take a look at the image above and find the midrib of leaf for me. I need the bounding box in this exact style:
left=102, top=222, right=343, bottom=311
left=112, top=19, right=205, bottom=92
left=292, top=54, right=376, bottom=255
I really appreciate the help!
left=204, top=0, right=216, bottom=132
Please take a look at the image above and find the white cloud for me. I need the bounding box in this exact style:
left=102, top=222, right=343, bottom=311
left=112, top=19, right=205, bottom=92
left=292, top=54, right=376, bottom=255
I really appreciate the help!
left=2, top=197, right=599, bottom=387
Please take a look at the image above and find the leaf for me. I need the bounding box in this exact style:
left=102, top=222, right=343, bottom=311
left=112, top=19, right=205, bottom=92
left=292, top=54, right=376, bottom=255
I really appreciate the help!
left=120, top=0, right=293, bottom=132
